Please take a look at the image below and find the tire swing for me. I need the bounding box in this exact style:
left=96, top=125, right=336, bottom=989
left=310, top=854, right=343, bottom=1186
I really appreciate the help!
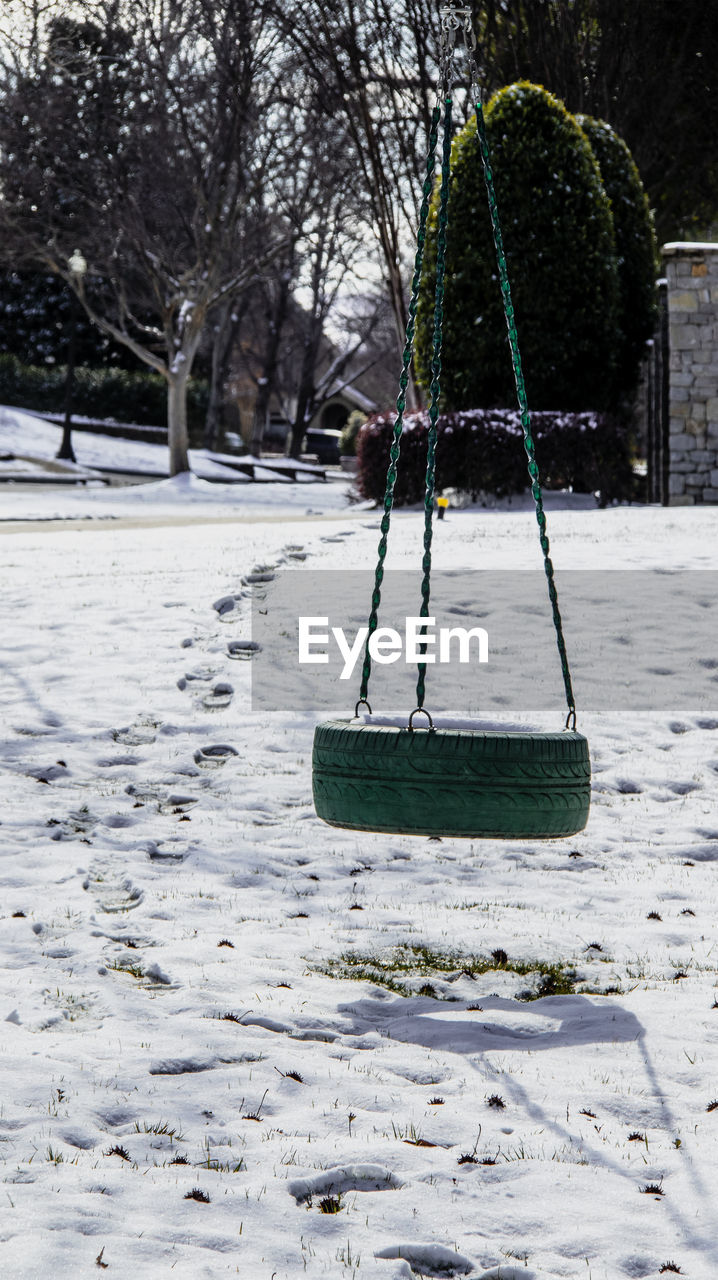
left=312, top=7, right=590, bottom=840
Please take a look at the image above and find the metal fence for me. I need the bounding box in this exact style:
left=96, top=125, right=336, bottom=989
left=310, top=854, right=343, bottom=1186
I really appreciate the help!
left=644, top=280, right=669, bottom=505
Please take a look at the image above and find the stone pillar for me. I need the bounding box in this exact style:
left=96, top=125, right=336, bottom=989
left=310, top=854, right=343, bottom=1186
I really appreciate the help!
left=663, top=242, right=718, bottom=505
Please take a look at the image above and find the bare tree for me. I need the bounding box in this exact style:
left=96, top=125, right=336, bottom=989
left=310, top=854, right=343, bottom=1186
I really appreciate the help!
left=248, top=242, right=297, bottom=454
left=204, top=297, right=247, bottom=452
left=0, top=0, right=288, bottom=474
left=272, top=0, right=440, bottom=407
left=238, top=62, right=377, bottom=458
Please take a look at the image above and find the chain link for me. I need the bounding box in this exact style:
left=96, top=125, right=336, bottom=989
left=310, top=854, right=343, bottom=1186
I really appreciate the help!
left=358, top=103, right=441, bottom=706
left=358, top=4, right=578, bottom=730
left=416, top=95, right=453, bottom=710
left=472, top=99, right=577, bottom=727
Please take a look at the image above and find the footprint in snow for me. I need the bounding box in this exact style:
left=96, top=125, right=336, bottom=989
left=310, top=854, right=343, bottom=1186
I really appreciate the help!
left=193, top=744, right=238, bottom=769
left=615, top=778, right=642, bottom=794
left=288, top=1164, right=403, bottom=1203
left=149, top=1055, right=216, bottom=1075
left=213, top=593, right=245, bottom=619
left=47, top=809, right=98, bottom=840
left=203, top=683, right=234, bottom=710
left=374, top=1244, right=475, bottom=1277
left=112, top=725, right=157, bottom=746
left=142, top=962, right=173, bottom=987
left=95, top=1106, right=138, bottom=1130
left=159, top=794, right=198, bottom=814
left=243, top=570, right=275, bottom=585
left=101, top=813, right=136, bottom=829
left=96, top=754, right=142, bottom=768
left=146, top=840, right=190, bottom=863
left=177, top=667, right=216, bottom=690
left=89, top=869, right=144, bottom=914
left=25, top=762, right=69, bottom=782
left=286, top=549, right=308, bottom=560
left=58, top=1127, right=99, bottom=1151
left=125, top=783, right=164, bottom=805
left=475, top=1269, right=542, bottom=1280
left=125, top=784, right=198, bottom=813
left=227, top=640, right=261, bottom=660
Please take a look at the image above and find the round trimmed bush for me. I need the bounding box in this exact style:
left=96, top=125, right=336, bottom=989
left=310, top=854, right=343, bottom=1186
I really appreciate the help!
left=416, top=81, right=620, bottom=411
left=576, top=114, right=658, bottom=402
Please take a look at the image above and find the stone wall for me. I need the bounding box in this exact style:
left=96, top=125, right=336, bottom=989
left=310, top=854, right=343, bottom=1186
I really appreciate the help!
left=663, top=242, right=718, bottom=505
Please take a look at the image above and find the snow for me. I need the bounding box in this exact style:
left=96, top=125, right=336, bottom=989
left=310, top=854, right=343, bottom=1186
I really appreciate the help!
left=1, top=406, right=718, bottom=1277
left=0, top=406, right=357, bottom=520
left=662, top=242, right=718, bottom=255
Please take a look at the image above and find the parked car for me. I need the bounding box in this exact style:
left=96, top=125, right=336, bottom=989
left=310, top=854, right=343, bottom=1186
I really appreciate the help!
left=302, top=428, right=342, bottom=464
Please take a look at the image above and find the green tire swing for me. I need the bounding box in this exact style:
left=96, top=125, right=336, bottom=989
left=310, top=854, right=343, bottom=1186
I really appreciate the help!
left=312, top=7, right=590, bottom=840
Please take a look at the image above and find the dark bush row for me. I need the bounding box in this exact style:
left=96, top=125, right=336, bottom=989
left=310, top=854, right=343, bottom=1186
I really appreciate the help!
left=0, top=353, right=208, bottom=429
left=355, top=408, right=639, bottom=507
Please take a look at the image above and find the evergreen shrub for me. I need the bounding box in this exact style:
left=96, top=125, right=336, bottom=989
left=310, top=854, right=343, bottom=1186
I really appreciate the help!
left=576, top=114, right=658, bottom=400
left=415, top=82, right=620, bottom=411
left=340, top=409, right=366, bottom=456
left=0, top=353, right=208, bottom=429
left=356, top=409, right=637, bottom=508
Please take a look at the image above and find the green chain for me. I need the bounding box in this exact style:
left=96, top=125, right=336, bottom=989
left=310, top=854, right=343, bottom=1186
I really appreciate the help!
left=473, top=101, right=577, bottom=729
left=416, top=95, right=453, bottom=710
left=356, top=58, right=578, bottom=731
left=358, top=103, right=441, bottom=709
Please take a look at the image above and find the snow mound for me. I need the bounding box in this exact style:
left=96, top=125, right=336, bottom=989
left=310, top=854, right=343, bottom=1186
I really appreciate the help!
left=289, top=1163, right=403, bottom=1203
left=475, top=1268, right=540, bottom=1280
left=375, top=1243, right=475, bottom=1276
left=357, top=713, right=542, bottom=732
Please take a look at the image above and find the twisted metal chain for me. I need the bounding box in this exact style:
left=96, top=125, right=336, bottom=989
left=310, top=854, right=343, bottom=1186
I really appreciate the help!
left=472, top=98, right=577, bottom=728
left=358, top=4, right=578, bottom=730
left=415, top=95, right=453, bottom=710
left=357, top=102, right=441, bottom=709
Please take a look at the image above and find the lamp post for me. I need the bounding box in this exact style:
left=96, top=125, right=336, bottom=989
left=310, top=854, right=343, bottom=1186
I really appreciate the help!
left=57, top=249, right=88, bottom=463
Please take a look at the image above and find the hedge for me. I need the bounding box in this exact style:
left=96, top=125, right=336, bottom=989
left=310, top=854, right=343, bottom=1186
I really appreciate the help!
left=0, top=353, right=208, bottom=429
left=576, top=114, right=658, bottom=403
left=356, top=409, right=638, bottom=507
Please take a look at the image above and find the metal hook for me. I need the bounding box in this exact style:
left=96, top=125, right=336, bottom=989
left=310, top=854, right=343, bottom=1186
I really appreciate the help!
left=408, top=706, right=435, bottom=731
left=439, top=6, right=479, bottom=100
left=354, top=698, right=372, bottom=718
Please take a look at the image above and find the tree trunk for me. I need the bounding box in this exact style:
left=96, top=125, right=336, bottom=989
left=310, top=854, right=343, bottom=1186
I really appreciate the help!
left=250, top=379, right=270, bottom=455
left=204, top=306, right=228, bottom=452
left=167, top=369, right=191, bottom=475
left=205, top=301, right=243, bottom=451
left=250, top=252, right=295, bottom=454
left=289, top=399, right=309, bottom=459
left=289, top=328, right=322, bottom=460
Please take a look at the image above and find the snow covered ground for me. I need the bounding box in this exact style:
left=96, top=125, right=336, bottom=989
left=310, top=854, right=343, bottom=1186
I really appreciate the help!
left=0, top=406, right=354, bottom=520
left=2, top=407, right=718, bottom=1279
